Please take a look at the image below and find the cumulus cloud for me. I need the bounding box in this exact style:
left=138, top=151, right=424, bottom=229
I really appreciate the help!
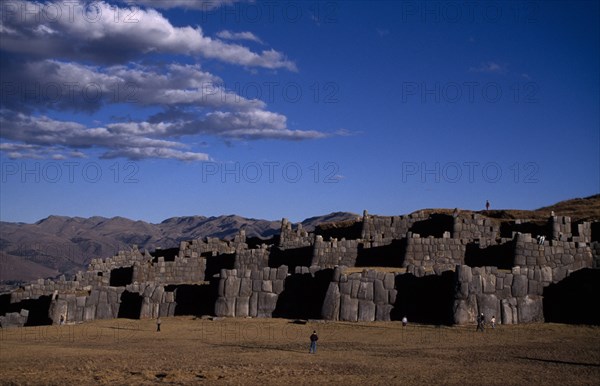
left=0, top=107, right=328, bottom=160
left=0, top=0, right=296, bottom=70
left=0, top=0, right=330, bottom=162
left=0, top=111, right=210, bottom=161
left=1, top=59, right=264, bottom=113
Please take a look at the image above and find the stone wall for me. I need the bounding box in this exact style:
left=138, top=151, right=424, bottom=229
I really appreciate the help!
left=453, top=265, right=547, bottom=325
left=550, top=216, right=572, bottom=240
left=311, top=236, right=360, bottom=268
left=215, top=266, right=288, bottom=318
left=133, top=255, right=206, bottom=284
left=513, top=234, right=593, bottom=281
left=360, top=211, right=420, bottom=242
left=322, top=268, right=398, bottom=322
left=404, top=234, right=466, bottom=268
left=234, top=247, right=270, bottom=271
left=279, top=219, right=313, bottom=249
left=453, top=213, right=498, bottom=239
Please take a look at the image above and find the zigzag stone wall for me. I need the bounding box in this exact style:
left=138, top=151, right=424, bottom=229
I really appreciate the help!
left=1, top=211, right=598, bottom=328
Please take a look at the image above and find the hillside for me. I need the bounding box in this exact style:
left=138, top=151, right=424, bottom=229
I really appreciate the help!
left=0, top=212, right=357, bottom=286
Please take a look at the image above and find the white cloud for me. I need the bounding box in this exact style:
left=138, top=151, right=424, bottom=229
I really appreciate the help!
left=5, top=60, right=264, bottom=112
left=0, top=0, right=296, bottom=70
left=0, top=111, right=211, bottom=161
left=217, top=30, right=263, bottom=44
left=126, top=0, right=245, bottom=10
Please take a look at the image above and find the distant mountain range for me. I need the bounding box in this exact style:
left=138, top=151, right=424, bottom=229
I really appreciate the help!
left=0, top=212, right=358, bottom=286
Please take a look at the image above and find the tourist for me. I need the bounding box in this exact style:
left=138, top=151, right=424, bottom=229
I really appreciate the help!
left=59, top=314, right=65, bottom=326
left=309, top=330, right=318, bottom=354
left=485, top=200, right=490, bottom=211
left=156, top=317, right=161, bottom=332
left=491, top=316, right=496, bottom=329
left=402, top=316, right=408, bottom=327
left=476, top=313, right=485, bottom=332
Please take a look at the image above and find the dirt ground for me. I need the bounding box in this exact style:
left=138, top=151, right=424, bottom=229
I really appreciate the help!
left=1, top=317, right=599, bottom=385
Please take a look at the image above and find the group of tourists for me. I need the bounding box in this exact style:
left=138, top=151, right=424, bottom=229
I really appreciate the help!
left=476, top=313, right=496, bottom=331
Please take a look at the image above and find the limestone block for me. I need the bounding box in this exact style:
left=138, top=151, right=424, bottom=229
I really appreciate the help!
left=239, top=278, right=253, bottom=297
left=389, top=289, right=397, bottom=304
left=476, top=294, right=500, bottom=322
left=140, top=301, right=152, bottom=319
left=49, top=299, right=68, bottom=325
left=84, top=305, right=96, bottom=321
left=512, top=275, right=528, bottom=297
left=252, top=280, right=262, bottom=292
left=357, top=281, right=374, bottom=301
left=468, top=275, right=482, bottom=294
left=358, top=300, right=376, bottom=322
left=350, top=280, right=360, bottom=297
left=86, top=290, right=100, bottom=306
left=265, top=268, right=278, bottom=281
left=383, top=273, right=395, bottom=290
left=249, top=293, right=258, bottom=317
left=77, top=296, right=87, bottom=307
left=453, top=295, right=477, bottom=325
left=339, top=281, right=352, bottom=295
left=236, top=297, right=250, bottom=318
left=500, top=299, right=516, bottom=325
left=215, top=297, right=236, bottom=317
left=272, top=280, right=284, bottom=295
left=340, top=295, right=358, bottom=322
left=96, top=303, right=112, bottom=320
left=262, top=280, right=273, bottom=293
left=482, top=275, right=497, bottom=294
left=373, top=280, right=388, bottom=304
left=517, top=295, right=544, bottom=323
left=375, top=304, right=393, bottom=321
left=257, top=292, right=278, bottom=318
left=225, top=277, right=241, bottom=297
left=277, top=266, right=288, bottom=280
left=151, top=286, right=164, bottom=303
left=321, top=283, right=341, bottom=321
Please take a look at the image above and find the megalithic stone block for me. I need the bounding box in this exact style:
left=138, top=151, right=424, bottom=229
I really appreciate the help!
left=249, top=292, right=258, bottom=317
left=321, top=283, right=341, bottom=320
left=257, top=292, right=278, bottom=318
left=358, top=300, right=375, bottom=322
left=375, top=304, right=393, bottom=321
left=517, top=295, right=544, bottom=323
left=340, top=294, right=358, bottom=322
left=373, top=279, right=387, bottom=304
left=236, top=297, right=250, bottom=318
left=215, top=297, right=236, bottom=317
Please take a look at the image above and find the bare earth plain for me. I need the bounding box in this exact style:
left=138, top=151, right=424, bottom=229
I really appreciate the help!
left=1, top=317, right=599, bottom=385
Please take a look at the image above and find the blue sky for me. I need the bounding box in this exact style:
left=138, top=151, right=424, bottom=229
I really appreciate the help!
left=0, top=0, right=598, bottom=224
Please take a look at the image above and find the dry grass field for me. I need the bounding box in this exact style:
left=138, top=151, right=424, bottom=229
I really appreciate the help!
left=1, top=317, right=599, bottom=385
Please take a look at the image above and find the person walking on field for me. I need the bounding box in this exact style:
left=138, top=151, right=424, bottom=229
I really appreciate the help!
left=309, top=330, right=318, bottom=354
left=156, top=317, right=161, bottom=332
left=491, top=316, right=496, bottom=329
left=476, top=313, right=485, bottom=332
